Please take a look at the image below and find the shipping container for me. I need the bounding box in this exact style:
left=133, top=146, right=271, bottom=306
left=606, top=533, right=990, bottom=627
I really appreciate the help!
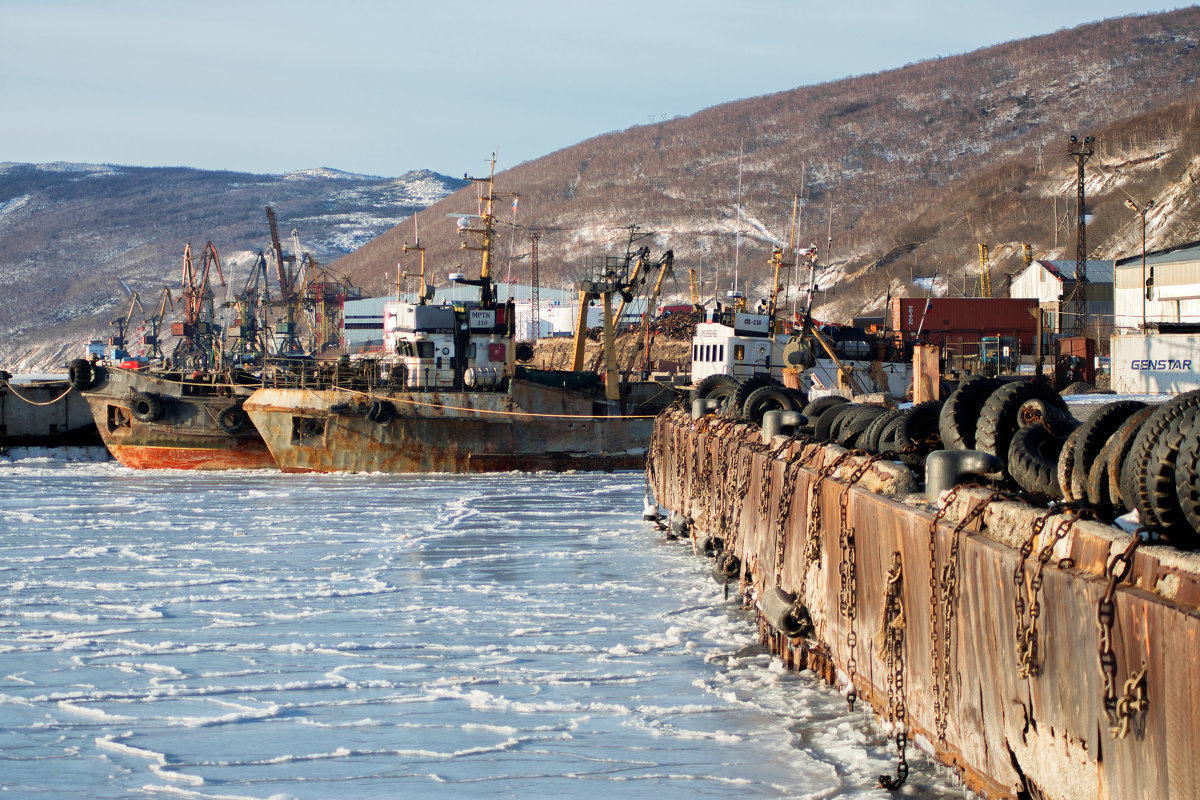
left=890, top=297, right=1038, bottom=349
left=1110, top=333, right=1200, bottom=393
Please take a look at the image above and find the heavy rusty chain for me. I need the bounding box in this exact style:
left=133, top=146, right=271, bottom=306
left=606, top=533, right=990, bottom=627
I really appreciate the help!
left=773, top=454, right=806, bottom=587
left=878, top=552, right=909, bottom=791
left=1014, top=502, right=1093, bottom=678
left=929, top=489, right=1006, bottom=744
left=805, top=450, right=854, bottom=582
left=758, top=438, right=792, bottom=520
left=838, top=452, right=886, bottom=711
left=726, top=448, right=756, bottom=556
left=1098, top=533, right=1148, bottom=739
left=713, top=428, right=734, bottom=537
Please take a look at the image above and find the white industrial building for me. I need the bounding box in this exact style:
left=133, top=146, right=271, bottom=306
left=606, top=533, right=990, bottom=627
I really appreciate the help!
left=1113, top=241, right=1200, bottom=332
left=1008, top=259, right=1114, bottom=334
left=1110, top=240, right=1200, bottom=393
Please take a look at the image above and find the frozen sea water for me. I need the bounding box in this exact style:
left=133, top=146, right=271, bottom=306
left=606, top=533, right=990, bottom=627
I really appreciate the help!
left=0, top=461, right=968, bottom=799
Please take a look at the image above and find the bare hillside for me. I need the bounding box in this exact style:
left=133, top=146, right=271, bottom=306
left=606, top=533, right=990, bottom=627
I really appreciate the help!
left=333, top=8, right=1200, bottom=317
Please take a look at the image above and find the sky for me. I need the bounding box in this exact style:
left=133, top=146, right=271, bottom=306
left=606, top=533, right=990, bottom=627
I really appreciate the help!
left=0, top=0, right=1190, bottom=178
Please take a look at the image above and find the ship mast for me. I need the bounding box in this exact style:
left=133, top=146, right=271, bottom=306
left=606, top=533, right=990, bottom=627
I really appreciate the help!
left=456, top=155, right=516, bottom=307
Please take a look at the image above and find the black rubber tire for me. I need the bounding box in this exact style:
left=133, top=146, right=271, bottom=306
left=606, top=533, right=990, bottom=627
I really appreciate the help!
left=705, top=383, right=738, bottom=416
left=815, top=402, right=857, bottom=443
left=367, top=399, right=396, bottom=425
left=1121, top=391, right=1200, bottom=528
left=1086, top=434, right=1120, bottom=518
left=693, top=374, right=737, bottom=401
left=938, top=376, right=1001, bottom=451
left=731, top=375, right=777, bottom=414
left=1008, top=423, right=1065, bottom=498
left=837, top=405, right=888, bottom=449
left=1139, top=406, right=1200, bottom=538
left=217, top=405, right=248, bottom=435
left=827, top=404, right=862, bottom=443
left=68, top=359, right=102, bottom=391
left=130, top=391, right=165, bottom=423
left=878, top=413, right=908, bottom=455
left=1106, top=407, right=1156, bottom=512
left=784, top=386, right=809, bottom=410
left=898, top=400, right=943, bottom=452
left=801, top=395, right=848, bottom=420
left=1173, top=419, right=1200, bottom=547
left=975, top=380, right=1067, bottom=462
left=1069, top=401, right=1146, bottom=503
left=864, top=407, right=906, bottom=454
left=1057, top=425, right=1083, bottom=501
left=742, top=385, right=798, bottom=425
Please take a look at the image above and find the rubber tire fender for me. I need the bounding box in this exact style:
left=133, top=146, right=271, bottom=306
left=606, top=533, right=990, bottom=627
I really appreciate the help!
left=217, top=404, right=249, bottom=435
left=1172, top=419, right=1200, bottom=547
left=938, top=376, right=1002, bottom=451
left=801, top=395, right=848, bottom=421
left=814, top=402, right=858, bottom=443
left=1069, top=400, right=1146, bottom=503
left=975, top=380, right=1067, bottom=461
left=1120, top=390, right=1200, bottom=528
left=367, top=399, right=396, bottom=425
left=837, top=405, right=888, bottom=449
left=732, top=374, right=778, bottom=415
left=130, top=391, right=165, bottom=423
left=742, top=385, right=797, bottom=426
left=705, top=383, right=738, bottom=417
left=898, top=400, right=944, bottom=453
left=864, top=407, right=906, bottom=454
left=693, top=374, right=737, bottom=401
left=1056, top=426, right=1083, bottom=501
left=1105, top=406, right=1156, bottom=512
left=1085, top=434, right=1121, bottom=519
left=1139, top=407, right=1200, bottom=541
left=1008, top=423, right=1065, bottom=499
left=68, top=358, right=102, bottom=391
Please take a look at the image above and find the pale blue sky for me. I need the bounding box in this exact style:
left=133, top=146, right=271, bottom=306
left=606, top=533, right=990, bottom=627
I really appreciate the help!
left=0, top=0, right=1188, bottom=177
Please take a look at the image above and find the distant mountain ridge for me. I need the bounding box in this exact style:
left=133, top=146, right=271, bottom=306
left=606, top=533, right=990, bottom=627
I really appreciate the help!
left=0, top=163, right=466, bottom=368
left=331, top=7, right=1200, bottom=320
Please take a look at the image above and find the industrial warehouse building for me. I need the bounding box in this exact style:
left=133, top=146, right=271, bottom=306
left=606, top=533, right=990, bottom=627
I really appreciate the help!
left=1007, top=258, right=1115, bottom=337
left=1111, top=240, right=1200, bottom=393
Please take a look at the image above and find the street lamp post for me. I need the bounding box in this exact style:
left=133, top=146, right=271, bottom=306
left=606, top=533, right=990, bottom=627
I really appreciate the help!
left=1124, top=198, right=1155, bottom=329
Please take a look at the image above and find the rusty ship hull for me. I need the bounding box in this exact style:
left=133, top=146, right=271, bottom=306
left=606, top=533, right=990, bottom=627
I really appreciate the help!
left=1, top=376, right=102, bottom=449
left=242, top=379, right=655, bottom=474
left=81, top=367, right=275, bottom=470
left=648, top=407, right=1200, bottom=800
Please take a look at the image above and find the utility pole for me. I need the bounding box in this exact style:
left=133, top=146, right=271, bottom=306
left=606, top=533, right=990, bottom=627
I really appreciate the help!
left=529, top=230, right=542, bottom=338
left=1067, top=135, right=1094, bottom=336
left=1124, top=198, right=1155, bottom=330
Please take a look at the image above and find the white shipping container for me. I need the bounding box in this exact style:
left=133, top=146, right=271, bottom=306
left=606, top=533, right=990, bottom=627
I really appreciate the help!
left=1110, top=333, right=1200, bottom=394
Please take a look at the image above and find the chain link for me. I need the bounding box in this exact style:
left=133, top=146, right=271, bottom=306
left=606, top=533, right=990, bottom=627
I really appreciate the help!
left=928, top=488, right=1006, bottom=744
left=1098, top=533, right=1148, bottom=739
left=1013, top=502, right=1093, bottom=677
left=837, top=452, right=885, bottom=711
left=878, top=552, right=909, bottom=791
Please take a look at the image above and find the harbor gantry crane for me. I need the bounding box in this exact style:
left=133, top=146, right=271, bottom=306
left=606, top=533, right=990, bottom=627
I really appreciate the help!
left=173, top=241, right=226, bottom=370
left=226, top=251, right=273, bottom=363
left=141, top=286, right=174, bottom=362
left=265, top=206, right=305, bottom=356
left=110, top=290, right=144, bottom=357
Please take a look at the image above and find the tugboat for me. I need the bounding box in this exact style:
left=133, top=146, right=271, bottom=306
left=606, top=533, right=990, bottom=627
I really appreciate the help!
left=242, top=158, right=676, bottom=474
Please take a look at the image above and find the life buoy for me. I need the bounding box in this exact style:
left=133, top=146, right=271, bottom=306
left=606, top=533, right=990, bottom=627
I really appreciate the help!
left=130, top=391, right=165, bottom=422
left=68, top=359, right=101, bottom=391
left=367, top=399, right=395, bottom=425
left=217, top=405, right=249, bottom=435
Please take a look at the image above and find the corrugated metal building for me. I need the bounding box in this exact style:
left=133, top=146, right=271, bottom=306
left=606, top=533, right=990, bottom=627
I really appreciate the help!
left=1113, top=240, right=1200, bottom=332
left=1008, top=259, right=1114, bottom=334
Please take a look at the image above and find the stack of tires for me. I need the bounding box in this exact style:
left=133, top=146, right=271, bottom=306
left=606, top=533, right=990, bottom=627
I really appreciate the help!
left=800, top=395, right=944, bottom=475
left=690, top=374, right=807, bottom=425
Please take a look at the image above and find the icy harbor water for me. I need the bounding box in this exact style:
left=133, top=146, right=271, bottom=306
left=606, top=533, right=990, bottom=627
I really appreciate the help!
left=0, top=459, right=968, bottom=800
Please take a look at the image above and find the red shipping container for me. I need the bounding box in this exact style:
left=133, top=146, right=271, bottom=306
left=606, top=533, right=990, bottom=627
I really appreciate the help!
left=890, top=297, right=1039, bottom=349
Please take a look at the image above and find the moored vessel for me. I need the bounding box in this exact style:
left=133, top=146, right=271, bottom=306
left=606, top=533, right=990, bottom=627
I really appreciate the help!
left=77, top=362, right=274, bottom=470
left=243, top=158, right=678, bottom=474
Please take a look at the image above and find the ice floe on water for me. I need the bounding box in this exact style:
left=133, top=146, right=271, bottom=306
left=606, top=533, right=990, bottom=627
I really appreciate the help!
left=0, top=462, right=968, bottom=799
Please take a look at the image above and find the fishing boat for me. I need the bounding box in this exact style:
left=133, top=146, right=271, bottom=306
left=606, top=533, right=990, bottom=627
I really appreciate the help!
left=242, top=159, right=677, bottom=474
left=75, top=362, right=275, bottom=470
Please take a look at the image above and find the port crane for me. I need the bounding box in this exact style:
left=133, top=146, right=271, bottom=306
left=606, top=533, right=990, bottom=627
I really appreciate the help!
left=173, top=241, right=226, bottom=370
left=265, top=206, right=305, bottom=356
left=140, top=286, right=174, bottom=362
left=109, top=291, right=144, bottom=356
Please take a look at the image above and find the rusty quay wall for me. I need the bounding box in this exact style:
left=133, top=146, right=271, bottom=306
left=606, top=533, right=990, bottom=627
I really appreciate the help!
left=647, top=407, right=1200, bottom=800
